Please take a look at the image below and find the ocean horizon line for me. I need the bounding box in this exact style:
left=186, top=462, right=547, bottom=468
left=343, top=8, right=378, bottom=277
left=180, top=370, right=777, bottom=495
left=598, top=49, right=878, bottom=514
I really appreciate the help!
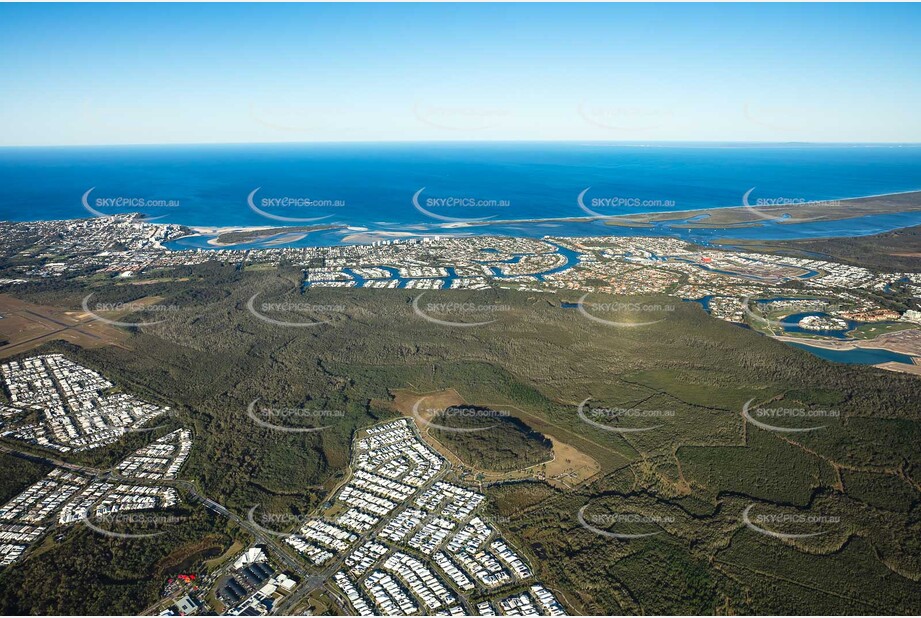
left=3, top=139, right=921, bottom=151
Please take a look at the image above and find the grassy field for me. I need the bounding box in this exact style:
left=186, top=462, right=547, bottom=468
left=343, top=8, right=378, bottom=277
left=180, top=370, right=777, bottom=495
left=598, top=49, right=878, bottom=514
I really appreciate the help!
left=0, top=293, right=130, bottom=358
left=849, top=322, right=918, bottom=339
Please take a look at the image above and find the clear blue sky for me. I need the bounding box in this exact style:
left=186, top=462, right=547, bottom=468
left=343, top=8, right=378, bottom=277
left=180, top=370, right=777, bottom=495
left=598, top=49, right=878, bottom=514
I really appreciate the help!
left=1, top=3, right=919, bottom=146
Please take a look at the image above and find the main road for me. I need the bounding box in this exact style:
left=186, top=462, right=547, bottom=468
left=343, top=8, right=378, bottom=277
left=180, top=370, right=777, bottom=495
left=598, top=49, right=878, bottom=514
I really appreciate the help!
left=0, top=441, right=310, bottom=580
left=1, top=419, right=473, bottom=616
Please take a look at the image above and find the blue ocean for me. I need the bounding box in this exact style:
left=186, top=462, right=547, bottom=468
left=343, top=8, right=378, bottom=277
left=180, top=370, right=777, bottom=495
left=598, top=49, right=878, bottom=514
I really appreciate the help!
left=0, top=142, right=919, bottom=247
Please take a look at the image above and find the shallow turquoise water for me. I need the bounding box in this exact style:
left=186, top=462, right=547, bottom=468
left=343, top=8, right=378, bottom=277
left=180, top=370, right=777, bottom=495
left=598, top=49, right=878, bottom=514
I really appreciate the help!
left=1, top=142, right=920, bottom=246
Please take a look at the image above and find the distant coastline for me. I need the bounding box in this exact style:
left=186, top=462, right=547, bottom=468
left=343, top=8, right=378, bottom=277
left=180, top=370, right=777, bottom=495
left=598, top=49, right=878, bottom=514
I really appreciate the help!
left=157, top=189, right=921, bottom=251
left=4, top=142, right=920, bottom=249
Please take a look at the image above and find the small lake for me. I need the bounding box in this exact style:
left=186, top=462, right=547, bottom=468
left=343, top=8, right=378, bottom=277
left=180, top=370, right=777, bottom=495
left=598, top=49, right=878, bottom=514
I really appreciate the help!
left=788, top=342, right=917, bottom=366
left=779, top=312, right=859, bottom=340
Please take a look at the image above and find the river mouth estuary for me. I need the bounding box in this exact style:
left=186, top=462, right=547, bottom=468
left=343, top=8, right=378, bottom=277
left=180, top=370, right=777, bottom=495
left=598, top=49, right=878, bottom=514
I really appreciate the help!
left=4, top=143, right=919, bottom=371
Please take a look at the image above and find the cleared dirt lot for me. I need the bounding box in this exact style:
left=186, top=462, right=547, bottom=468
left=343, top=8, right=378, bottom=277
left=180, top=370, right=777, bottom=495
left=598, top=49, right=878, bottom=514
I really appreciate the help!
left=391, top=388, right=601, bottom=489
left=0, top=293, right=130, bottom=358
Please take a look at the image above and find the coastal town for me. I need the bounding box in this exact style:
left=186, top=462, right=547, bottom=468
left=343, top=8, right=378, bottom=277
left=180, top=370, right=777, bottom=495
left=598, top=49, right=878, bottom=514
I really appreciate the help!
left=0, top=216, right=919, bottom=612
left=281, top=417, right=567, bottom=617
left=2, top=2, right=920, bottom=615
left=1, top=215, right=919, bottom=371
left=0, top=353, right=171, bottom=452
left=0, top=357, right=192, bottom=569
left=0, top=352, right=571, bottom=616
